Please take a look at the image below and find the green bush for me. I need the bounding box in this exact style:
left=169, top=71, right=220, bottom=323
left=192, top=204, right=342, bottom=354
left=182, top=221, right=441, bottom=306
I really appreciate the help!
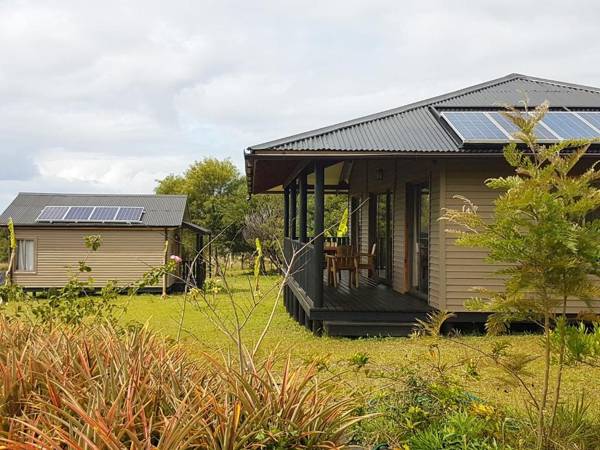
left=351, top=369, right=515, bottom=448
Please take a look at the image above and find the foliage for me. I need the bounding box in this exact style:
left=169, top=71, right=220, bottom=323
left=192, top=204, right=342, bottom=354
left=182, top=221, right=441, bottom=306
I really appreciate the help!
left=253, top=238, right=263, bottom=291
left=353, top=368, right=514, bottom=448
left=414, top=310, right=456, bottom=337
left=550, top=320, right=600, bottom=365
left=243, top=194, right=284, bottom=268
left=337, top=207, right=349, bottom=237
left=545, top=393, right=600, bottom=449
left=0, top=228, right=8, bottom=265
left=0, top=319, right=363, bottom=449
left=156, top=157, right=251, bottom=255
left=441, top=102, right=600, bottom=448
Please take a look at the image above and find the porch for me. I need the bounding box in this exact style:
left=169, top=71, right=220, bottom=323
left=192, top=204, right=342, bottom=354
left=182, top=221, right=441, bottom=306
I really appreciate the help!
left=283, top=255, right=431, bottom=336
left=280, top=153, right=436, bottom=334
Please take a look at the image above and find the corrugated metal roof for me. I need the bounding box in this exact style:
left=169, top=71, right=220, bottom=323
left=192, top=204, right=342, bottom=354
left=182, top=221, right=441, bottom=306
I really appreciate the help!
left=246, top=73, right=600, bottom=153
left=0, top=193, right=188, bottom=227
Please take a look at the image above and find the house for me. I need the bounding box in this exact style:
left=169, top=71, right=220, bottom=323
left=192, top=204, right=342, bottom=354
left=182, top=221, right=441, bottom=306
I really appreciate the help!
left=244, top=73, right=600, bottom=336
left=0, top=193, right=210, bottom=292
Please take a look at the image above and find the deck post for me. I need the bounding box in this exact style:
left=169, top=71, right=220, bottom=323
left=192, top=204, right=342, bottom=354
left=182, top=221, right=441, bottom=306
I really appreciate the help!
left=298, top=305, right=306, bottom=326
left=299, top=173, right=308, bottom=243
left=283, top=187, right=290, bottom=238
left=313, top=161, right=325, bottom=308
left=289, top=181, right=297, bottom=240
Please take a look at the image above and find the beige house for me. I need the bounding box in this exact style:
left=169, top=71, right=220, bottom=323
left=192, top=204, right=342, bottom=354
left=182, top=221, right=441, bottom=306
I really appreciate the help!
left=245, top=73, right=600, bottom=336
left=0, top=194, right=209, bottom=292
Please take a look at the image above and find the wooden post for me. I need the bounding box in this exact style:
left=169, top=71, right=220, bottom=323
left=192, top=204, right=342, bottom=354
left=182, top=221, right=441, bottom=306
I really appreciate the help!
left=162, top=230, right=169, bottom=298
left=289, top=181, right=297, bottom=240
left=299, top=173, right=308, bottom=243
left=313, top=161, right=325, bottom=307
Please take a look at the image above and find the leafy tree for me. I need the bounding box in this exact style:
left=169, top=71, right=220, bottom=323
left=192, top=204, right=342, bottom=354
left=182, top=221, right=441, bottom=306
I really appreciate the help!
left=156, top=158, right=251, bottom=256
left=442, top=102, right=600, bottom=449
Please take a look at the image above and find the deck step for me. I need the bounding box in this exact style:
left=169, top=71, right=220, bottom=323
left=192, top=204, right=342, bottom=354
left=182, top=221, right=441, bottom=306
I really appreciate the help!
left=323, top=320, right=418, bottom=337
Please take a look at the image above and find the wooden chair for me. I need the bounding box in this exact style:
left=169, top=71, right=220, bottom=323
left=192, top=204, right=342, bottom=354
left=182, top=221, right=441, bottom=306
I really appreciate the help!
left=356, top=243, right=377, bottom=279
left=326, top=245, right=358, bottom=288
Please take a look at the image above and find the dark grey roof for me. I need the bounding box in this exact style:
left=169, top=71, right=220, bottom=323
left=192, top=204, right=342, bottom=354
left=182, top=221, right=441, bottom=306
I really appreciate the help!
left=246, top=73, right=600, bottom=153
left=0, top=193, right=188, bottom=227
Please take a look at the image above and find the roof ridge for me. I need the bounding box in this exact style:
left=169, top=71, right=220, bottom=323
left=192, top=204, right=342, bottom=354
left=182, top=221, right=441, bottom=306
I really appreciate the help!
left=247, top=73, right=600, bottom=151
left=17, top=192, right=188, bottom=198
left=248, top=73, right=524, bottom=151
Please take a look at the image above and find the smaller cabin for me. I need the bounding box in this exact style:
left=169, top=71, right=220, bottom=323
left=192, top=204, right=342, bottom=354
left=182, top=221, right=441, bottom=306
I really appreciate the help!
left=0, top=193, right=210, bottom=292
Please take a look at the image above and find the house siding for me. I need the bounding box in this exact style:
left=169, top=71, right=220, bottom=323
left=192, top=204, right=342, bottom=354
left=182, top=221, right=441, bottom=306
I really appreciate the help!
left=12, top=227, right=175, bottom=289
left=428, top=165, right=443, bottom=310
left=442, top=159, right=599, bottom=313
left=443, top=159, right=510, bottom=311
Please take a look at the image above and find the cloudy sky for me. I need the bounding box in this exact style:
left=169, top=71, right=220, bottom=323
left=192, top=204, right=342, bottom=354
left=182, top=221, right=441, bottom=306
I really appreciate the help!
left=1, top=0, right=599, bottom=210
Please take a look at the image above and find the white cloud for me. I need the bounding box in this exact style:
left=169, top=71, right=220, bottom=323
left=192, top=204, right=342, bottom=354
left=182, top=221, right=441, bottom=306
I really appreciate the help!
left=1, top=0, right=600, bottom=211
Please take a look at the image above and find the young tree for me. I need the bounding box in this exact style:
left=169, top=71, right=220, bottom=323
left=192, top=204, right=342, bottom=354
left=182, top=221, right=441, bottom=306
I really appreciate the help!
left=442, top=102, right=600, bottom=449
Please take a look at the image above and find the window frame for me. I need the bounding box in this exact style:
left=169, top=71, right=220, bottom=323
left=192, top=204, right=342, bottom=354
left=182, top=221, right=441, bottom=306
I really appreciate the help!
left=14, top=237, right=37, bottom=274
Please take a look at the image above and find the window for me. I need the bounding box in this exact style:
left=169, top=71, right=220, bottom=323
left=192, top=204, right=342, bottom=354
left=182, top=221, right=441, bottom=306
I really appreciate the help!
left=16, top=239, right=35, bottom=272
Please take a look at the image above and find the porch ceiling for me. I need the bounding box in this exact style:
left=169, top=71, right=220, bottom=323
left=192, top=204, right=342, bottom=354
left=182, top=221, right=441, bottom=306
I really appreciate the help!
left=249, top=158, right=348, bottom=193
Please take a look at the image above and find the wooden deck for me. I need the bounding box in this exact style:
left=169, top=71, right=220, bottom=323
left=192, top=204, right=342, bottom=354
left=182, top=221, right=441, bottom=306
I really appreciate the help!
left=284, top=266, right=436, bottom=336
left=305, top=272, right=432, bottom=336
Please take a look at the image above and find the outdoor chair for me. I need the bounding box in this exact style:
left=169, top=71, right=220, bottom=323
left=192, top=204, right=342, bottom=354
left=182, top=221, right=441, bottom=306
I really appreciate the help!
left=326, top=245, right=358, bottom=288
left=356, top=243, right=376, bottom=278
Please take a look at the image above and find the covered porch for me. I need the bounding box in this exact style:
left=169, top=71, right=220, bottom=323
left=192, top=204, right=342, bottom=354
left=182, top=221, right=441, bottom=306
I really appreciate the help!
left=279, top=160, right=431, bottom=336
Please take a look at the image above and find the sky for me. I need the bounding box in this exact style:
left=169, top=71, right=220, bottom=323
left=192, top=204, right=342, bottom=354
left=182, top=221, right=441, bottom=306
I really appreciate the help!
left=1, top=0, right=600, bottom=211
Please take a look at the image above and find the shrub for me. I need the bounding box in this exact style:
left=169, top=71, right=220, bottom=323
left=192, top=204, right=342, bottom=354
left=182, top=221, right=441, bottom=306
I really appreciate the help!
left=351, top=370, right=514, bottom=448
left=0, top=318, right=362, bottom=448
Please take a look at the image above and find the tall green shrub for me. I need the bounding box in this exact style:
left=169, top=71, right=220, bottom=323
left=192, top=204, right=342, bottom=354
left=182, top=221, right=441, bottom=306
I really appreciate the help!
left=442, top=102, right=600, bottom=449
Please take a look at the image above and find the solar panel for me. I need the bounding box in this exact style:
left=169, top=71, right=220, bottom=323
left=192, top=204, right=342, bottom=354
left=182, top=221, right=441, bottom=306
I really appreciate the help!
left=441, top=112, right=508, bottom=141
left=64, top=206, right=94, bottom=221
left=488, top=112, right=557, bottom=140
left=89, top=207, right=119, bottom=222
left=441, top=110, right=600, bottom=143
left=36, top=206, right=69, bottom=221
left=115, top=207, right=144, bottom=222
left=35, top=205, right=145, bottom=223
left=575, top=112, right=600, bottom=134
left=541, top=112, right=600, bottom=139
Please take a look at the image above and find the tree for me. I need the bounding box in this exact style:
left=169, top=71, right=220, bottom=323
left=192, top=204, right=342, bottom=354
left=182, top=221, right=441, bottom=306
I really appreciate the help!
left=156, top=158, right=251, bottom=257
left=442, top=102, right=600, bottom=449
left=243, top=195, right=284, bottom=270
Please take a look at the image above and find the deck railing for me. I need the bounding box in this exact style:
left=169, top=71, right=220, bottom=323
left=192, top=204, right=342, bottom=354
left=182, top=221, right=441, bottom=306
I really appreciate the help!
left=284, top=237, right=318, bottom=305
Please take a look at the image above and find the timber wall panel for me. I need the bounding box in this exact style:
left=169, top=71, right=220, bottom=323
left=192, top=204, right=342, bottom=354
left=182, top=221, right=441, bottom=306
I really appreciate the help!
left=13, top=227, right=172, bottom=289
left=443, top=159, right=599, bottom=314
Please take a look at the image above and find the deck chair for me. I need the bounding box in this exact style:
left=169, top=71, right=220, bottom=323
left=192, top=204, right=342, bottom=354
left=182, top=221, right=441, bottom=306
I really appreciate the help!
left=356, top=243, right=376, bottom=278
left=326, top=245, right=358, bottom=288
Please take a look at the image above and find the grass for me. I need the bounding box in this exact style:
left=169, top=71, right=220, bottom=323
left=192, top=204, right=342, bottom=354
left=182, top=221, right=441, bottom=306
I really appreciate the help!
left=118, top=270, right=600, bottom=414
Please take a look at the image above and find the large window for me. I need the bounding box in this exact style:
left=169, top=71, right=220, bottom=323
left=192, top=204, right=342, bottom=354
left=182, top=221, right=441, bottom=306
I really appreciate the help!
left=16, top=239, right=35, bottom=272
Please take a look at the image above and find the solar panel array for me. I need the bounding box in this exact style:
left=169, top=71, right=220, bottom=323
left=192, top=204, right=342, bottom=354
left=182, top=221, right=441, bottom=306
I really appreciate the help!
left=440, top=111, right=600, bottom=143
left=36, top=206, right=144, bottom=223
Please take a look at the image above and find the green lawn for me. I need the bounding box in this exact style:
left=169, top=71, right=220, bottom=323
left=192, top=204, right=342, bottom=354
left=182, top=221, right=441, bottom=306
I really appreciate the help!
left=118, top=270, right=600, bottom=413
